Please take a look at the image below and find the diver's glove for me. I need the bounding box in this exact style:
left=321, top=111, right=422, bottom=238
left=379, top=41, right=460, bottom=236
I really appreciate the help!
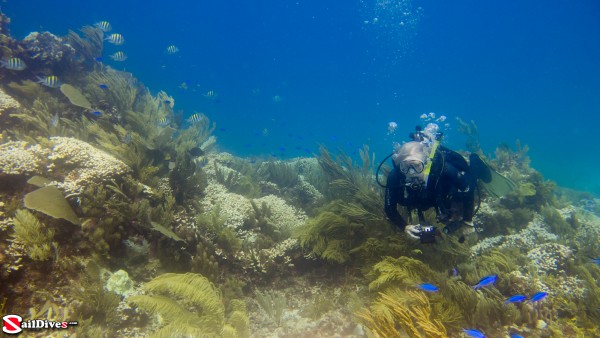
left=405, top=224, right=421, bottom=240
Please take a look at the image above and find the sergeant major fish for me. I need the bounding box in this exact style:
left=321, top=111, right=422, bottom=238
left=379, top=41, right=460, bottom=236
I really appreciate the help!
left=1, top=57, right=27, bottom=71
left=95, top=21, right=112, bottom=32
left=105, top=33, right=125, bottom=45
left=166, top=45, right=179, bottom=54
left=37, top=75, right=61, bottom=88
left=110, top=51, right=127, bottom=62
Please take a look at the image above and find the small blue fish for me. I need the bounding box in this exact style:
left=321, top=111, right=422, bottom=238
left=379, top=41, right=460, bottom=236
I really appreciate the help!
left=504, top=295, right=527, bottom=305
left=472, top=274, right=497, bottom=290
left=95, top=57, right=103, bottom=62
left=529, top=291, right=548, bottom=303
left=591, top=258, right=600, bottom=266
left=509, top=333, right=524, bottom=338
left=90, top=111, right=103, bottom=117
left=163, top=100, right=171, bottom=105
left=98, top=83, right=109, bottom=90
left=450, top=267, right=459, bottom=277
left=417, top=283, right=439, bottom=293
left=462, top=328, right=485, bottom=338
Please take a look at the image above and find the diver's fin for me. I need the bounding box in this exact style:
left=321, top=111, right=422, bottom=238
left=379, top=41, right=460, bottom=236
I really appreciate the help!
left=482, top=169, right=518, bottom=198
left=469, top=154, right=492, bottom=183
left=470, top=153, right=517, bottom=198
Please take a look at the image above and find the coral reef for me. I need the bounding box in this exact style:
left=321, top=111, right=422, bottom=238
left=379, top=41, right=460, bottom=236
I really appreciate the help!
left=0, top=11, right=598, bottom=338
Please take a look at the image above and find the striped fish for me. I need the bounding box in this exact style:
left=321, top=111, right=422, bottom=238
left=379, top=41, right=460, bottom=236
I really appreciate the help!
left=37, top=75, right=61, bottom=88
left=166, top=45, right=179, bottom=54
left=105, top=33, right=125, bottom=45
left=1, top=57, right=27, bottom=71
left=157, top=117, right=170, bottom=127
left=95, top=21, right=112, bottom=32
left=187, top=113, right=203, bottom=123
left=109, top=51, right=127, bottom=61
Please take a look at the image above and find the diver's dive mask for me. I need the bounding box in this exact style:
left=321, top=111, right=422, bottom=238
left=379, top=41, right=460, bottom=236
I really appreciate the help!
left=401, top=160, right=426, bottom=190
left=399, top=159, right=425, bottom=175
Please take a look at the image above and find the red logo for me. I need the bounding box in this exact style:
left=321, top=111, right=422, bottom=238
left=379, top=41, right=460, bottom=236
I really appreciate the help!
left=2, top=314, right=77, bottom=334
left=3, top=315, right=22, bottom=334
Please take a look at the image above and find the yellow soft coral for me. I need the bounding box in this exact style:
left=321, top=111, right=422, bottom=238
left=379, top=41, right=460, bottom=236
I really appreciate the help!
left=356, top=288, right=448, bottom=338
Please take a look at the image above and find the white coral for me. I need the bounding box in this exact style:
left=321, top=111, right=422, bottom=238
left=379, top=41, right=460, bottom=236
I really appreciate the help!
left=200, top=182, right=254, bottom=228
left=471, top=214, right=558, bottom=256
left=0, top=141, right=49, bottom=176
left=527, top=243, right=572, bottom=275
left=254, top=195, right=307, bottom=230
left=0, top=88, right=20, bottom=118
left=47, top=137, right=131, bottom=194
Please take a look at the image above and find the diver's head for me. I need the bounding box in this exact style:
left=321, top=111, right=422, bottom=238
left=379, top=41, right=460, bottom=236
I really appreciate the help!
left=393, top=141, right=427, bottom=189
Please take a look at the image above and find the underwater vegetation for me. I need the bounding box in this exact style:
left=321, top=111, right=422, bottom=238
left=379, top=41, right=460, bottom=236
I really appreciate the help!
left=0, top=10, right=599, bottom=338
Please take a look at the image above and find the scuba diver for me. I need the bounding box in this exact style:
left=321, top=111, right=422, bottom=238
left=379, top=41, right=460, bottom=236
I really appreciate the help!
left=381, top=124, right=498, bottom=243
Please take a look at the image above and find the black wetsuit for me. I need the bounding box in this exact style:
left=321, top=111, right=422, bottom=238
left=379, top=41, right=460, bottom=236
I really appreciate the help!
left=384, top=145, right=476, bottom=231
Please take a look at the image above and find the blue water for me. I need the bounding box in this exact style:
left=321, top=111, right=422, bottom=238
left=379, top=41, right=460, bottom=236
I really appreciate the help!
left=4, top=0, right=600, bottom=194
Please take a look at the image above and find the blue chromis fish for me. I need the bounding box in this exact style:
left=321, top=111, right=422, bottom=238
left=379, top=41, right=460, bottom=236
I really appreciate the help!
left=157, top=117, right=170, bottom=127
left=98, top=83, right=109, bottom=90
left=509, top=333, right=524, bottom=338
left=105, top=33, right=125, bottom=45
left=529, top=291, right=548, bottom=303
left=37, top=75, right=61, bottom=88
left=1, top=57, right=27, bottom=71
left=417, top=283, right=439, bottom=293
left=504, top=295, right=527, bottom=305
left=109, top=51, right=127, bottom=62
left=166, top=45, right=179, bottom=54
left=591, top=258, right=600, bottom=265
left=95, top=21, right=112, bottom=32
left=90, top=110, right=103, bottom=117
left=187, top=113, right=203, bottom=123
left=472, top=274, right=498, bottom=290
left=462, top=328, right=485, bottom=338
